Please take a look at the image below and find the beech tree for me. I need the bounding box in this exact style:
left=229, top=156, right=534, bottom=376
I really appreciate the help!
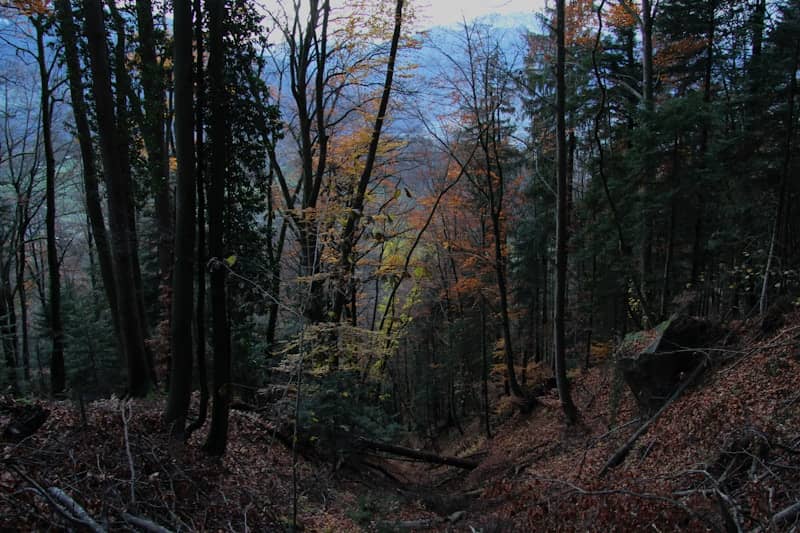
left=330, top=0, right=405, bottom=324
left=4, top=96, right=41, bottom=387
left=263, top=0, right=414, bottom=324
left=265, top=0, right=333, bottom=323
left=82, top=0, right=151, bottom=396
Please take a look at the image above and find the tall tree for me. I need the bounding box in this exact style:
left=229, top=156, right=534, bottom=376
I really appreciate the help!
left=760, top=3, right=799, bottom=315
left=462, top=25, right=525, bottom=403
left=133, top=0, right=173, bottom=298
left=54, top=0, right=121, bottom=353
left=204, top=0, right=231, bottom=454
left=32, top=13, right=65, bottom=395
left=266, top=0, right=407, bottom=324
left=106, top=0, right=158, bottom=386
left=1, top=44, right=46, bottom=389
left=187, top=0, right=209, bottom=435
left=165, top=0, right=195, bottom=435
left=637, top=0, right=654, bottom=314
left=331, top=0, right=405, bottom=324
left=82, top=0, right=151, bottom=396
left=554, top=0, right=578, bottom=424
left=271, top=0, right=332, bottom=323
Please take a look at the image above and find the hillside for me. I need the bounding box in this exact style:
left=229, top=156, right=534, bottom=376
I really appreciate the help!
left=2, top=312, right=798, bottom=531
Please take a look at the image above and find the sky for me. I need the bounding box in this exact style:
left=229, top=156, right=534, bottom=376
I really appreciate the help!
left=417, top=0, right=546, bottom=28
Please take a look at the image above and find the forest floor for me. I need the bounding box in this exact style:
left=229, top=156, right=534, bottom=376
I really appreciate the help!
left=1, top=311, right=799, bottom=532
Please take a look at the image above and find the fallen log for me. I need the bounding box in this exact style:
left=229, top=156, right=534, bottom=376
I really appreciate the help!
left=357, top=437, right=479, bottom=470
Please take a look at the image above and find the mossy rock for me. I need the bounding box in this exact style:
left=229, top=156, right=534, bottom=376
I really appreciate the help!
left=617, top=315, right=726, bottom=413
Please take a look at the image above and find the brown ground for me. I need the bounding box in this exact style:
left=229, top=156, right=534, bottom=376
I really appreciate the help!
left=2, top=313, right=799, bottom=532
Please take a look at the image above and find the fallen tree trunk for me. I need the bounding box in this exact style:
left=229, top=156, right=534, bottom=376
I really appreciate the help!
left=357, top=437, right=479, bottom=470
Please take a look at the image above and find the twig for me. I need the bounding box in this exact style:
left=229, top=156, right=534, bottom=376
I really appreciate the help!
left=8, top=464, right=106, bottom=533
left=46, top=487, right=106, bottom=533
left=121, top=399, right=135, bottom=505
left=773, top=501, right=800, bottom=526
left=121, top=512, right=174, bottom=533
left=680, top=469, right=743, bottom=533
left=782, top=392, right=800, bottom=410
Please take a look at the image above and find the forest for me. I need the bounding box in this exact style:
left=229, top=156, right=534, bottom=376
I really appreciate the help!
left=0, top=0, right=799, bottom=530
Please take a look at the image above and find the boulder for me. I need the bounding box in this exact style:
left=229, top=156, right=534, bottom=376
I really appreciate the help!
left=617, top=315, right=725, bottom=413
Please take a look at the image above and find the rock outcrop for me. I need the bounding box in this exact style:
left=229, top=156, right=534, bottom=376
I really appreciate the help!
left=617, top=315, right=726, bottom=412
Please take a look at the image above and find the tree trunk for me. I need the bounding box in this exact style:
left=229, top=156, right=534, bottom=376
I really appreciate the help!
left=480, top=293, right=491, bottom=439
left=751, top=0, right=766, bottom=60
left=204, top=0, right=232, bottom=455
left=1, top=261, right=18, bottom=395
left=134, top=0, right=173, bottom=295
left=760, top=39, right=798, bottom=315
left=266, top=221, right=288, bottom=349
left=82, top=0, right=151, bottom=396
left=165, top=0, right=196, bottom=436
left=16, top=198, right=31, bottom=383
left=638, top=0, right=654, bottom=320
left=55, top=0, right=122, bottom=351
left=283, top=0, right=331, bottom=324
left=107, top=6, right=157, bottom=386
left=35, top=18, right=65, bottom=396
left=660, top=136, right=680, bottom=320
left=188, top=0, right=209, bottom=435
left=257, top=95, right=293, bottom=351
left=692, top=0, right=716, bottom=291
left=541, top=251, right=549, bottom=365
left=491, top=212, right=523, bottom=400
left=554, top=0, right=578, bottom=424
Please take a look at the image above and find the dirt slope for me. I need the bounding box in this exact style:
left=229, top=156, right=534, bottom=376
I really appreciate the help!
left=447, top=314, right=800, bottom=532
left=1, top=314, right=798, bottom=532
